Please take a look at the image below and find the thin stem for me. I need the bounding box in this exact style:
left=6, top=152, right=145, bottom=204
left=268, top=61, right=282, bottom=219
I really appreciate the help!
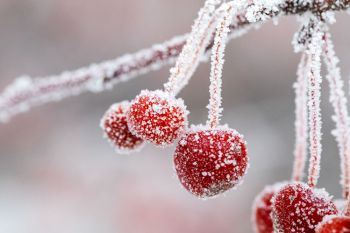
left=292, top=53, right=309, bottom=182
left=164, top=0, right=222, bottom=95
left=208, top=2, right=235, bottom=129
left=306, top=21, right=324, bottom=188
left=323, top=32, right=350, bottom=199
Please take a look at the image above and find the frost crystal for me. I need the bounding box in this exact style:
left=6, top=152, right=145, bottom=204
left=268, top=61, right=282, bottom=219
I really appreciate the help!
left=323, top=32, right=350, bottom=199
left=164, top=0, right=223, bottom=95
left=292, top=53, right=309, bottom=182
left=100, top=101, right=144, bottom=154
left=126, top=90, right=188, bottom=146
left=304, top=19, right=325, bottom=188
left=272, top=182, right=338, bottom=233
left=246, top=0, right=283, bottom=23
left=207, top=1, right=236, bottom=128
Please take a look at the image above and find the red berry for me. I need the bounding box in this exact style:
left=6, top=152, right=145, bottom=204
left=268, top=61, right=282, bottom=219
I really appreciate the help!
left=316, top=216, right=350, bottom=233
left=272, top=182, right=338, bottom=233
left=252, top=182, right=287, bottom=233
left=173, top=126, right=248, bottom=198
left=127, top=90, right=188, bottom=146
left=101, top=101, right=144, bottom=153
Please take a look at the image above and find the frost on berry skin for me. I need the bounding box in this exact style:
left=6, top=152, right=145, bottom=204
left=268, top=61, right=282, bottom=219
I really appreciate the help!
left=127, top=90, right=188, bottom=146
left=100, top=101, right=144, bottom=154
left=252, top=182, right=287, bottom=233
left=334, top=199, right=347, bottom=213
left=272, top=183, right=338, bottom=233
left=173, top=126, right=248, bottom=199
left=316, top=215, right=350, bottom=233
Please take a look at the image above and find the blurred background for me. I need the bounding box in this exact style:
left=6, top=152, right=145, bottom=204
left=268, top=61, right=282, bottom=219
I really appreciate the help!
left=0, top=1, right=349, bottom=232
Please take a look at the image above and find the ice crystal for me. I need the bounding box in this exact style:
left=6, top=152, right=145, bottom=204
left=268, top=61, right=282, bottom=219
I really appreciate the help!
left=174, top=126, right=248, bottom=199
left=207, top=1, right=236, bottom=128
left=272, top=182, right=338, bottom=233
left=292, top=53, right=309, bottom=182
left=164, top=0, right=223, bottom=95
left=323, top=32, right=350, bottom=199
left=304, top=19, right=325, bottom=188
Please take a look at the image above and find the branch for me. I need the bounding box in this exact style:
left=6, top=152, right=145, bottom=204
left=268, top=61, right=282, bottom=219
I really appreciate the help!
left=0, top=0, right=349, bottom=122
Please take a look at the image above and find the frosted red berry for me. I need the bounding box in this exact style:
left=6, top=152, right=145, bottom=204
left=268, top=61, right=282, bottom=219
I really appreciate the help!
left=174, top=126, right=248, bottom=198
left=252, top=183, right=287, bottom=233
left=272, top=182, right=338, bottom=233
left=101, top=101, right=144, bottom=153
left=316, top=216, right=350, bottom=233
left=127, top=90, right=188, bottom=146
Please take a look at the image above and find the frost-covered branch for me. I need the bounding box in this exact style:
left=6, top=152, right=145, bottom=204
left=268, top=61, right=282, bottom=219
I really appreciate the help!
left=207, top=2, right=236, bottom=128
left=0, top=0, right=349, bottom=122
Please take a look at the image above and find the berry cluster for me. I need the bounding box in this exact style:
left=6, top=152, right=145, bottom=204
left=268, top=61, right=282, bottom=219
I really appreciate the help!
left=252, top=18, right=350, bottom=233
left=99, top=1, right=350, bottom=232
left=100, top=1, right=249, bottom=199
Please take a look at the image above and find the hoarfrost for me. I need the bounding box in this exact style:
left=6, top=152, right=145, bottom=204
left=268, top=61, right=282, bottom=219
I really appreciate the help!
left=292, top=53, right=309, bottom=182
left=323, top=32, right=350, bottom=199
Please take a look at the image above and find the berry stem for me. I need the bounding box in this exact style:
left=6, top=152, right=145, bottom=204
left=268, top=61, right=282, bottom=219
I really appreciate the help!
left=208, top=2, right=235, bottom=129
left=323, top=32, right=350, bottom=199
left=306, top=20, right=324, bottom=188
left=292, top=53, right=309, bottom=182
left=164, top=0, right=222, bottom=96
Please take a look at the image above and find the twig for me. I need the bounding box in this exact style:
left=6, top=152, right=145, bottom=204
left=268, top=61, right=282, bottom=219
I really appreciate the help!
left=0, top=0, right=349, bottom=123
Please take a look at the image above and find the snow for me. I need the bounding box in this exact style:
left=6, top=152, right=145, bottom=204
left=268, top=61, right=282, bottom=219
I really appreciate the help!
left=303, top=18, right=325, bottom=188
left=207, top=2, right=235, bottom=128
left=164, top=0, right=223, bottom=95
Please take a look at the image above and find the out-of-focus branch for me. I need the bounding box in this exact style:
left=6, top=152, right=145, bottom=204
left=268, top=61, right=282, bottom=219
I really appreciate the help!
left=0, top=0, right=349, bottom=122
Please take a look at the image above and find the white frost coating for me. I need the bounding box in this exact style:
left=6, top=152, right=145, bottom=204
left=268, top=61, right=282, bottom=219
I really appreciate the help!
left=323, top=32, right=350, bottom=199
left=0, top=34, right=187, bottom=123
left=207, top=1, right=236, bottom=128
left=246, top=0, right=283, bottom=23
left=164, top=0, right=223, bottom=95
left=304, top=19, right=325, bottom=188
left=292, top=53, right=309, bottom=182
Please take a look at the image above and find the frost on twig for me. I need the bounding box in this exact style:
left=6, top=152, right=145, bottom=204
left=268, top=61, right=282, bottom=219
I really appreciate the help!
left=164, top=0, right=223, bottom=95
left=304, top=18, right=325, bottom=188
left=323, top=32, right=350, bottom=199
left=207, top=2, right=236, bottom=129
left=0, top=0, right=349, bottom=123
left=292, top=53, right=309, bottom=182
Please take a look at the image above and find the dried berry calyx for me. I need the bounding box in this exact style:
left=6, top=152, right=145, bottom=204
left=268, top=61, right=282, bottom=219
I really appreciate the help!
left=316, top=215, right=350, bottom=233
left=174, top=125, right=248, bottom=199
left=126, top=90, right=188, bottom=146
left=272, top=182, right=338, bottom=233
left=252, top=182, right=287, bottom=233
left=101, top=101, right=144, bottom=153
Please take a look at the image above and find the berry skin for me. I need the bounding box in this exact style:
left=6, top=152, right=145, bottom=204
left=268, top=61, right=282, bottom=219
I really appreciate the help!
left=101, top=101, right=144, bottom=153
left=127, top=90, right=188, bottom=146
left=316, top=216, right=350, bottom=233
left=252, top=183, right=287, bottom=233
left=173, top=126, right=248, bottom=199
left=272, top=182, right=338, bottom=233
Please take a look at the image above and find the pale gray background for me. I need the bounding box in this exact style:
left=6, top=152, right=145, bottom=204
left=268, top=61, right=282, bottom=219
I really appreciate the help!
left=0, top=1, right=349, bottom=232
